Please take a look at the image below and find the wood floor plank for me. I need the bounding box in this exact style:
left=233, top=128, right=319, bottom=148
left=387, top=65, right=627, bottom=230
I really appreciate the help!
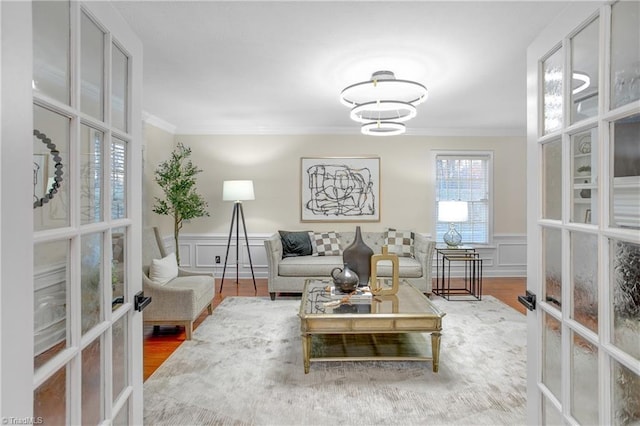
left=143, top=277, right=526, bottom=380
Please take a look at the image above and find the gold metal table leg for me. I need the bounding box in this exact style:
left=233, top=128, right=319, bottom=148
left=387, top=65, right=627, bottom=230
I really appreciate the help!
left=431, top=332, right=442, bottom=372
left=302, top=334, right=311, bottom=374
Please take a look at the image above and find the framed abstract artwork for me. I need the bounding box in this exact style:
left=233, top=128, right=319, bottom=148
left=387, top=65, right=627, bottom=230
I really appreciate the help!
left=300, top=156, right=380, bottom=222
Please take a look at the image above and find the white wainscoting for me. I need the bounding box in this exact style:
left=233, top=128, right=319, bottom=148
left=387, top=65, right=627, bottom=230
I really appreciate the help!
left=434, top=234, right=527, bottom=278
left=167, top=233, right=527, bottom=280
left=34, top=264, right=67, bottom=356
left=164, top=233, right=272, bottom=281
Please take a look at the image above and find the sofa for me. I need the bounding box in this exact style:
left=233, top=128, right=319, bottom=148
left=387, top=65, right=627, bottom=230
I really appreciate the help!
left=264, top=230, right=435, bottom=300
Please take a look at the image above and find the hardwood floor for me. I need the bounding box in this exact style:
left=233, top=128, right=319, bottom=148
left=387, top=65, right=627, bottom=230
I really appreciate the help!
left=143, top=277, right=526, bottom=380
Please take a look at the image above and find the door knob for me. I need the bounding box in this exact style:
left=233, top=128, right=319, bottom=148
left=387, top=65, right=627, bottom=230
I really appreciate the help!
left=134, top=291, right=152, bottom=312
left=517, top=290, right=536, bottom=311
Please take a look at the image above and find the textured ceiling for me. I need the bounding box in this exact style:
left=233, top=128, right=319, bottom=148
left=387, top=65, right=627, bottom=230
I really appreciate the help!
left=112, top=1, right=572, bottom=135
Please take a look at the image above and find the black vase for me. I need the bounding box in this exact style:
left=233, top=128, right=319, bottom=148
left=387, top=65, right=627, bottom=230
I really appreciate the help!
left=580, top=180, right=591, bottom=199
left=343, top=226, right=374, bottom=287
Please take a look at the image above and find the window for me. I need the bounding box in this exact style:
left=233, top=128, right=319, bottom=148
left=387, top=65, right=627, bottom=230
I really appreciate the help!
left=435, top=152, right=492, bottom=244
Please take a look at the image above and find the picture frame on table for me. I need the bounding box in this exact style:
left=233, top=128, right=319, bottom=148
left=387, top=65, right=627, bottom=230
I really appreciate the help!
left=300, top=156, right=380, bottom=222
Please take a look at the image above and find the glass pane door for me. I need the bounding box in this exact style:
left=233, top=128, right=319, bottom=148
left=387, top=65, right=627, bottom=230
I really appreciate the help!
left=528, top=3, right=640, bottom=425
left=32, top=1, right=142, bottom=424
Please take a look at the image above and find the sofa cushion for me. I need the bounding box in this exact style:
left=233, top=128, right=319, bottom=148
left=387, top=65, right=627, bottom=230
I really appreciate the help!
left=278, top=230, right=312, bottom=258
left=279, top=255, right=343, bottom=276
left=376, top=257, right=423, bottom=278
left=165, top=275, right=213, bottom=305
left=278, top=255, right=422, bottom=278
left=313, top=232, right=342, bottom=256
left=385, top=228, right=415, bottom=258
left=149, top=252, right=178, bottom=284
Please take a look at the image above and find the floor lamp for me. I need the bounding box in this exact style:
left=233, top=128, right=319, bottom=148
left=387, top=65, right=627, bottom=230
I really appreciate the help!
left=220, top=180, right=257, bottom=293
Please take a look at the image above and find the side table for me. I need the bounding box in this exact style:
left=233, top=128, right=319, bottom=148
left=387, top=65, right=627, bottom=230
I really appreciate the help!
left=434, top=245, right=482, bottom=301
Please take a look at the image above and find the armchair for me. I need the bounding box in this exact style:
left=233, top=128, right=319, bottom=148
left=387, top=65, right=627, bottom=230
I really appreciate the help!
left=142, top=227, right=214, bottom=339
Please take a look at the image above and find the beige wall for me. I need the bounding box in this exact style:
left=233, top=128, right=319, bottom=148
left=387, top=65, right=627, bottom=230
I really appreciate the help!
left=143, top=126, right=527, bottom=238
left=143, top=123, right=176, bottom=236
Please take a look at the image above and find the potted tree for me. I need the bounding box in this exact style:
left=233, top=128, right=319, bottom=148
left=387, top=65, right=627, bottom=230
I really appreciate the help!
left=153, top=143, right=209, bottom=264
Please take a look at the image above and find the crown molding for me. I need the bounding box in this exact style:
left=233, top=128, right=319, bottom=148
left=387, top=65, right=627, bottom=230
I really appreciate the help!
left=173, top=124, right=525, bottom=137
left=142, top=111, right=177, bottom=134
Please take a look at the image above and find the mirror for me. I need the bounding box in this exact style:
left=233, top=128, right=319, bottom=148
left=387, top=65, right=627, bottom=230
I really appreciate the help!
left=33, top=129, right=64, bottom=209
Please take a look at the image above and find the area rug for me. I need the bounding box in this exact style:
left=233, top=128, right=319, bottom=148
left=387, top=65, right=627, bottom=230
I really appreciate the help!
left=144, top=296, right=526, bottom=426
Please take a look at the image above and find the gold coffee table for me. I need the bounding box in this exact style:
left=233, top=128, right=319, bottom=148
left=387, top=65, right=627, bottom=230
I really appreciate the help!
left=298, top=279, right=446, bottom=373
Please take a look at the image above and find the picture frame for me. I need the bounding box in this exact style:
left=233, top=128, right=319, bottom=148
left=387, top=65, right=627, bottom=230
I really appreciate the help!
left=301, top=156, right=380, bottom=222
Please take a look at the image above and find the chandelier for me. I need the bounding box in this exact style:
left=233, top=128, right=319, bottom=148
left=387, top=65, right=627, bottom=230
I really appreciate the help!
left=340, top=70, right=427, bottom=136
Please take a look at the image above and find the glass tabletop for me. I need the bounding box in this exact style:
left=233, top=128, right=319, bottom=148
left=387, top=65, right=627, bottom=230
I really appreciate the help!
left=300, top=279, right=444, bottom=317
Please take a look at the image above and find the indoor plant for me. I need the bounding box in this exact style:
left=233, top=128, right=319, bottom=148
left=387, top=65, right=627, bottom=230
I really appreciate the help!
left=152, top=143, right=209, bottom=264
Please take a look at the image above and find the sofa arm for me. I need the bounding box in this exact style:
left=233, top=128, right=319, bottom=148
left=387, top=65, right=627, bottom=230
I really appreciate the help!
left=414, top=233, right=435, bottom=291
left=264, top=233, right=282, bottom=288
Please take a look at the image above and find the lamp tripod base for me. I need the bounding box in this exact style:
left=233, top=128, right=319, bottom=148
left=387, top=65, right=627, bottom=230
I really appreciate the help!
left=219, top=202, right=257, bottom=293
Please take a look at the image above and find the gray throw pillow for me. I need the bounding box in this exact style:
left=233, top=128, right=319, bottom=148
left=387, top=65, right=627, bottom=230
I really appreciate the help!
left=384, top=228, right=415, bottom=258
left=279, top=230, right=313, bottom=258
left=313, top=231, right=342, bottom=256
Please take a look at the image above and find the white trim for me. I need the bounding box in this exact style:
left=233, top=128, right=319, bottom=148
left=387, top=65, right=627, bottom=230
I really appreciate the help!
left=142, top=111, right=176, bottom=134
left=1, top=1, right=35, bottom=417
left=0, top=1, right=3, bottom=414
left=174, top=124, right=525, bottom=137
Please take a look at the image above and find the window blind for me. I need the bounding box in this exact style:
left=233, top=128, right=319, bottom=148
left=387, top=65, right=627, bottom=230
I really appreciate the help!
left=436, top=154, right=491, bottom=244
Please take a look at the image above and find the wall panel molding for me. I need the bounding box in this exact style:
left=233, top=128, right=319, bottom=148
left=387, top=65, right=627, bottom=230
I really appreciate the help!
left=432, top=234, right=527, bottom=278
left=163, top=233, right=272, bottom=280
left=166, top=233, right=527, bottom=280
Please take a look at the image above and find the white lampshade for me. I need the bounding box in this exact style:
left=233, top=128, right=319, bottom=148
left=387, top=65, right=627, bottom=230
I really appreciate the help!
left=438, top=200, right=469, bottom=222
left=223, top=180, right=255, bottom=202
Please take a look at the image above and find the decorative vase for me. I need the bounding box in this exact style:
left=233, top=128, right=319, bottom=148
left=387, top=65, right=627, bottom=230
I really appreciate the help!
left=580, top=180, right=591, bottom=199
left=330, top=264, right=359, bottom=293
left=342, top=226, right=374, bottom=287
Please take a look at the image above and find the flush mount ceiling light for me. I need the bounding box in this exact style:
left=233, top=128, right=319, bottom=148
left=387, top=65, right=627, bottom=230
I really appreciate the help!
left=341, top=70, right=427, bottom=136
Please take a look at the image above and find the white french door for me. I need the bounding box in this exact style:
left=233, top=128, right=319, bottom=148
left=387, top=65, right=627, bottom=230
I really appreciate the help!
left=526, top=1, right=640, bottom=424
left=2, top=1, right=142, bottom=423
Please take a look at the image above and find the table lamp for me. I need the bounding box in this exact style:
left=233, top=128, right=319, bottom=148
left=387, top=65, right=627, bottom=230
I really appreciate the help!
left=438, top=200, right=468, bottom=247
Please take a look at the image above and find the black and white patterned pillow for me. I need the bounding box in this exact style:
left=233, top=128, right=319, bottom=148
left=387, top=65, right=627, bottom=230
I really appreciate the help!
left=313, top=232, right=342, bottom=256
left=384, top=228, right=414, bottom=257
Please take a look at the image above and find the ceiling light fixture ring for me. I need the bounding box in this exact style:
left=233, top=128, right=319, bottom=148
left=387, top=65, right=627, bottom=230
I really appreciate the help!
left=572, top=71, right=591, bottom=95
left=350, top=100, right=417, bottom=123
left=340, top=71, right=428, bottom=108
left=361, top=121, right=405, bottom=136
